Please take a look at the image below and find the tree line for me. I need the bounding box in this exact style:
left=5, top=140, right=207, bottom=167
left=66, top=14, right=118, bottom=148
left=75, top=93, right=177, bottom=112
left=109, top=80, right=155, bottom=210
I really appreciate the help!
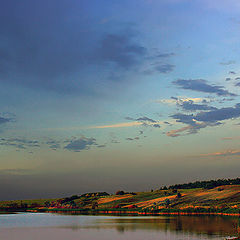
left=162, top=178, right=240, bottom=190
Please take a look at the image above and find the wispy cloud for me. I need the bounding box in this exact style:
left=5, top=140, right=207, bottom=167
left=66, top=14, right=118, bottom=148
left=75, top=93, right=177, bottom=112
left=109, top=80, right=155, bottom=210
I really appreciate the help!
left=221, top=136, right=240, bottom=140
left=200, top=149, right=240, bottom=157
left=166, top=126, right=193, bottom=137
left=173, top=79, right=237, bottom=96
left=219, top=60, right=235, bottom=65
left=155, top=97, right=210, bottom=105
left=89, top=122, right=142, bottom=129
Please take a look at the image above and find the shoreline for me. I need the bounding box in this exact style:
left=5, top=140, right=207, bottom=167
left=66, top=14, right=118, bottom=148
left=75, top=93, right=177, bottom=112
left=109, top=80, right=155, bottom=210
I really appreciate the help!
left=18, top=208, right=240, bottom=217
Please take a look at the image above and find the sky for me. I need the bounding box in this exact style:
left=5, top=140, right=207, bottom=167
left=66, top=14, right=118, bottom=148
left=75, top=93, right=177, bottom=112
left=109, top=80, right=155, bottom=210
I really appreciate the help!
left=1, top=0, right=240, bottom=200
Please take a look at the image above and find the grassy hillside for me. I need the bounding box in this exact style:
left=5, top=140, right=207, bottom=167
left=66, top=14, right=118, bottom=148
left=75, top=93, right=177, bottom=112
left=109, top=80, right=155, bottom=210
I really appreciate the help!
left=1, top=185, right=240, bottom=214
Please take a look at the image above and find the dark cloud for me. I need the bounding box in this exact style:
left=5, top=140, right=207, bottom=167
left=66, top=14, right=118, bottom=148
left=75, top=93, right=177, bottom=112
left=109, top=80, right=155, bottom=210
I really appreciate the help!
left=219, top=60, right=235, bottom=65
left=235, top=82, right=240, bottom=87
left=64, top=137, right=97, bottom=152
left=93, top=33, right=147, bottom=69
left=155, top=64, right=175, bottom=73
left=0, top=1, right=149, bottom=94
left=126, top=137, right=134, bottom=141
left=0, top=138, right=40, bottom=149
left=225, top=77, right=231, bottom=81
left=167, top=119, right=220, bottom=137
left=155, top=53, right=175, bottom=58
left=218, top=98, right=235, bottom=103
left=229, top=71, right=236, bottom=74
left=126, top=116, right=161, bottom=128
left=170, top=113, right=196, bottom=126
left=97, top=144, right=106, bottom=148
left=136, top=117, right=157, bottom=123
left=126, top=137, right=140, bottom=141
left=0, top=113, right=14, bottom=125
left=195, top=104, right=240, bottom=122
left=126, top=116, right=157, bottom=123
left=177, top=100, right=217, bottom=111
left=235, top=77, right=240, bottom=80
left=0, top=117, right=11, bottom=124
left=172, top=104, right=240, bottom=125
left=173, top=79, right=236, bottom=96
left=168, top=103, right=240, bottom=137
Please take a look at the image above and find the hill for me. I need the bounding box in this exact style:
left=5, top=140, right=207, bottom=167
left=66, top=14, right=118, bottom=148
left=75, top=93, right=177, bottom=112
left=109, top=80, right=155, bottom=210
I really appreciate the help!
left=1, top=178, right=240, bottom=215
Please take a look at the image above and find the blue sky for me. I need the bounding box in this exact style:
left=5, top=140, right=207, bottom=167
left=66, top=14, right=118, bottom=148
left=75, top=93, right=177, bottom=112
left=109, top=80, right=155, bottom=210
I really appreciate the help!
left=1, top=0, right=240, bottom=200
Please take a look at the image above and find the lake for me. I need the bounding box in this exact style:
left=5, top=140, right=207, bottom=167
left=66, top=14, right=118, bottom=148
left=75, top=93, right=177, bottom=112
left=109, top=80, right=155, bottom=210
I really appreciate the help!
left=0, top=212, right=239, bottom=240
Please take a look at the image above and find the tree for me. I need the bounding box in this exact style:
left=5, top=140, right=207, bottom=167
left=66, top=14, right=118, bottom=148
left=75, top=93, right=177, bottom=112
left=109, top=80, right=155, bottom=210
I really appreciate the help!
left=177, top=192, right=182, bottom=198
left=165, top=198, right=170, bottom=207
left=116, top=190, right=125, bottom=195
left=44, top=201, right=50, bottom=208
left=92, top=201, right=98, bottom=209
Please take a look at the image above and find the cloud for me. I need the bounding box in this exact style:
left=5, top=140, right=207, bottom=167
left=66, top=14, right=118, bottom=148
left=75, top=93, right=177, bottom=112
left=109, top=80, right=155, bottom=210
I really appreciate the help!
left=155, top=53, right=175, bottom=58
left=0, top=138, right=40, bottom=149
left=200, top=149, right=240, bottom=157
left=0, top=1, right=149, bottom=94
left=0, top=168, right=32, bottom=176
left=170, top=113, right=196, bottom=125
left=0, top=117, right=11, bottom=124
left=167, top=103, right=240, bottom=137
left=172, top=104, right=240, bottom=124
left=229, top=71, right=236, bottom=74
left=155, top=64, right=175, bottom=73
left=225, top=77, right=231, bottom=81
left=49, top=143, right=61, bottom=150
left=166, top=122, right=218, bottom=137
left=219, top=60, right=235, bottom=65
left=173, top=79, right=236, bottom=96
left=194, top=103, right=240, bottom=122
left=45, top=139, right=61, bottom=150
left=166, top=126, right=193, bottom=137
left=177, top=100, right=217, bottom=111
left=135, top=117, right=157, bottom=123
left=221, top=136, right=240, bottom=140
left=97, top=144, right=106, bottom=148
left=64, top=137, right=97, bottom=152
left=155, top=97, right=211, bottom=105
left=126, top=137, right=140, bottom=141
left=90, top=122, right=142, bottom=129
left=93, top=33, right=147, bottom=69
left=235, top=82, right=240, bottom=87
left=235, top=77, right=240, bottom=80
left=125, top=116, right=161, bottom=128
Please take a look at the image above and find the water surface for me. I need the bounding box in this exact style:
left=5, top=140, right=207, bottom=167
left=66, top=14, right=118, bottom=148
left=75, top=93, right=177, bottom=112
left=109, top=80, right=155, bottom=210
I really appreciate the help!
left=0, top=212, right=239, bottom=240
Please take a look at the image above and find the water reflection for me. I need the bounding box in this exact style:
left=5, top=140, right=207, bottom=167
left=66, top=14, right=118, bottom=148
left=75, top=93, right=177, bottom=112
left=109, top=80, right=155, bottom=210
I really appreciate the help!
left=0, top=213, right=239, bottom=240
left=92, top=215, right=239, bottom=236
